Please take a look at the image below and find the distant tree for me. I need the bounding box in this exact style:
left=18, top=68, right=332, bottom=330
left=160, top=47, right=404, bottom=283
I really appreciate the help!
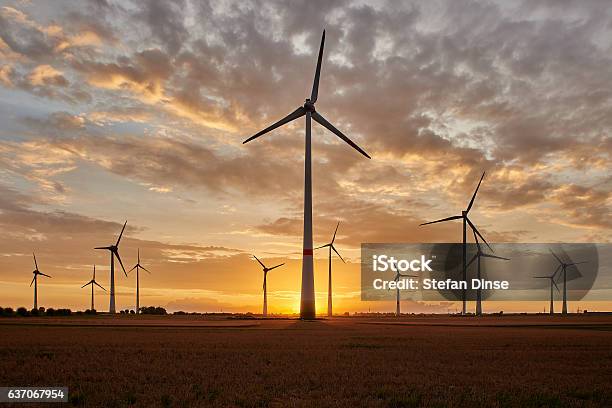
left=46, top=308, right=55, bottom=316
left=30, top=308, right=39, bottom=316
left=56, top=309, right=71, bottom=316
left=129, top=310, right=135, bottom=314
left=140, top=306, right=167, bottom=315
left=16, top=307, right=29, bottom=316
left=2, top=307, right=14, bottom=317
left=38, top=307, right=45, bottom=314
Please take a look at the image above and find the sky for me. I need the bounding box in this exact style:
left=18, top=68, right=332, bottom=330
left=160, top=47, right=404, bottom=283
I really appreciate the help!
left=0, top=0, right=610, bottom=314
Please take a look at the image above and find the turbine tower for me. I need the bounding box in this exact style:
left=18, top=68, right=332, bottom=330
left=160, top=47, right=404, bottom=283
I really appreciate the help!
left=533, top=269, right=560, bottom=315
left=81, top=265, right=106, bottom=311
left=128, top=249, right=150, bottom=314
left=315, top=222, right=345, bottom=317
left=466, top=230, right=509, bottom=315
left=243, top=30, right=371, bottom=319
left=30, top=253, right=51, bottom=310
left=420, top=172, right=490, bottom=315
left=253, top=255, right=284, bottom=317
left=550, top=249, right=587, bottom=315
left=95, top=221, right=127, bottom=313
left=390, top=270, right=417, bottom=316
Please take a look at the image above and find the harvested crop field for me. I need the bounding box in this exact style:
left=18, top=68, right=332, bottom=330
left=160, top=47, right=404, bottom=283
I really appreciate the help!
left=1, top=314, right=611, bottom=407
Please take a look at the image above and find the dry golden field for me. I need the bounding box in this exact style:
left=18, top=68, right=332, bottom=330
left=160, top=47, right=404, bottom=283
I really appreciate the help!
left=0, top=314, right=611, bottom=407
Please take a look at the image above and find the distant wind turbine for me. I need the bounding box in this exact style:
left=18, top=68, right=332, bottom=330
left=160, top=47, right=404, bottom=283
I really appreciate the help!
left=81, top=265, right=106, bottom=311
left=466, top=230, right=509, bottom=315
left=420, top=172, right=490, bottom=315
left=30, top=253, right=51, bottom=310
left=533, top=270, right=560, bottom=315
left=243, top=30, right=371, bottom=319
left=390, top=270, right=418, bottom=317
left=550, top=249, right=587, bottom=315
left=253, top=255, right=284, bottom=317
left=315, top=222, right=345, bottom=317
left=128, top=249, right=150, bottom=314
left=95, top=221, right=127, bottom=313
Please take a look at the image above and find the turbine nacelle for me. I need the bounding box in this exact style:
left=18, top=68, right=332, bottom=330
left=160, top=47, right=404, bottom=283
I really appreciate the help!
left=303, top=99, right=316, bottom=112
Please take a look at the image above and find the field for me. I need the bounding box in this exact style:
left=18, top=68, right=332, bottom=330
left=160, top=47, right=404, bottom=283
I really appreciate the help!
left=1, top=315, right=611, bottom=407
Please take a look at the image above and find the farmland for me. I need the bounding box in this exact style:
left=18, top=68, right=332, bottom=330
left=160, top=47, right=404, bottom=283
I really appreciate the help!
left=0, top=315, right=611, bottom=407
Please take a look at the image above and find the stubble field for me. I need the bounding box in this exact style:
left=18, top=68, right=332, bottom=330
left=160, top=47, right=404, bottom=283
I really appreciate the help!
left=0, top=314, right=611, bottom=407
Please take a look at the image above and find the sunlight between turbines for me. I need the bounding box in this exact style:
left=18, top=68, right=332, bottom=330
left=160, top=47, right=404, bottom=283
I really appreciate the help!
left=243, top=30, right=371, bottom=319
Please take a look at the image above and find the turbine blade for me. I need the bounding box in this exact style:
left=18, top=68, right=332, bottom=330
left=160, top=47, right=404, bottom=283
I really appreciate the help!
left=141, top=266, right=151, bottom=274
left=243, top=107, right=306, bottom=144
left=549, top=249, right=563, bottom=264
left=331, top=221, right=340, bottom=244
left=472, top=229, right=481, bottom=251
left=137, top=248, right=140, bottom=264
left=39, top=272, right=51, bottom=278
left=314, top=244, right=329, bottom=250
left=94, top=281, right=107, bottom=291
left=551, top=264, right=561, bottom=279
left=128, top=264, right=138, bottom=273
left=568, top=261, right=588, bottom=266
left=533, top=276, right=549, bottom=279
left=114, top=250, right=127, bottom=276
left=466, top=253, right=478, bottom=269
left=482, top=253, right=510, bottom=261
left=116, top=220, right=127, bottom=246
left=466, top=218, right=493, bottom=252
left=331, top=245, right=345, bottom=263
left=81, top=282, right=91, bottom=288
left=552, top=280, right=560, bottom=292
left=310, top=30, right=325, bottom=103
left=33, top=253, right=38, bottom=270
left=94, top=246, right=112, bottom=250
left=30, top=276, right=35, bottom=287
left=466, top=171, right=485, bottom=213
left=311, top=111, right=371, bottom=159
left=268, top=263, right=284, bottom=271
left=419, top=215, right=462, bottom=226
left=253, top=255, right=266, bottom=269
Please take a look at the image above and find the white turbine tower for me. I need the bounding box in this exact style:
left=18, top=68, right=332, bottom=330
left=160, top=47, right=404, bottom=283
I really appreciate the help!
left=253, top=255, right=284, bottom=317
left=315, top=222, right=345, bottom=317
left=30, top=253, right=51, bottom=310
left=243, top=30, right=371, bottom=319
left=81, top=265, right=106, bottom=311
left=95, top=221, right=127, bottom=313
left=128, top=249, right=151, bottom=314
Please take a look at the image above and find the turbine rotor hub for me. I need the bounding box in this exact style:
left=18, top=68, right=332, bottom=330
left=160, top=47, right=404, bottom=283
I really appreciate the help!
left=304, top=99, right=315, bottom=112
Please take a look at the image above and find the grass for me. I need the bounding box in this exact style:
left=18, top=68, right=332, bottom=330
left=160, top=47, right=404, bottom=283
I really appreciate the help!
left=0, top=315, right=610, bottom=407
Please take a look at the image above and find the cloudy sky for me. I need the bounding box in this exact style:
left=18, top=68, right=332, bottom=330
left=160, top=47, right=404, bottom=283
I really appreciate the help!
left=0, top=0, right=610, bottom=314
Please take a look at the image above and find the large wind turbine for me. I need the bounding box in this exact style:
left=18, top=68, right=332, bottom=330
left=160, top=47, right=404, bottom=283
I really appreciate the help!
left=550, top=249, right=587, bottom=314
left=390, top=270, right=418, bottom=316
left=243, top=30, right=371, bottom=319
left=533, top=270, right=560, bottom=315
left=253, top=255, right=284, bottom=317
left=315, top=222, right=345, bottom=317
left=30, top=253, right=51, bottom=310
left=466, top=230, right=509, bottom=315
left=128, top=249, right=150, bottom=314
left=419, top=172, right=490, bottom=315
left=95, top=221, right=127, bottom=313
left=81, top=265, right=106, bottom=311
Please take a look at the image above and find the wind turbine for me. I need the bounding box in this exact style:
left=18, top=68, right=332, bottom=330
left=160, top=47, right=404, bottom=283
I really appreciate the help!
left=253, top=255, right=284, bottom=317
left=81, top=265, right=106, bottom=311
left=533, top=270, right=560, bottom=315
left=419, top=172, right=490, bottom=315
left=390, top=270, right=418, bottom=317
left=315, top=222, right=345, bottom=317
left=95, top=221, right=127, bottom=313
left=243, top=30, right=371, bottom=319
left=550, top=249, right=587, bottom=315
left=30, top=253, right=51, bottom=310
left=128, top=249, right=150, bottom=314
left=466, top=230, right=509, bottom=315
